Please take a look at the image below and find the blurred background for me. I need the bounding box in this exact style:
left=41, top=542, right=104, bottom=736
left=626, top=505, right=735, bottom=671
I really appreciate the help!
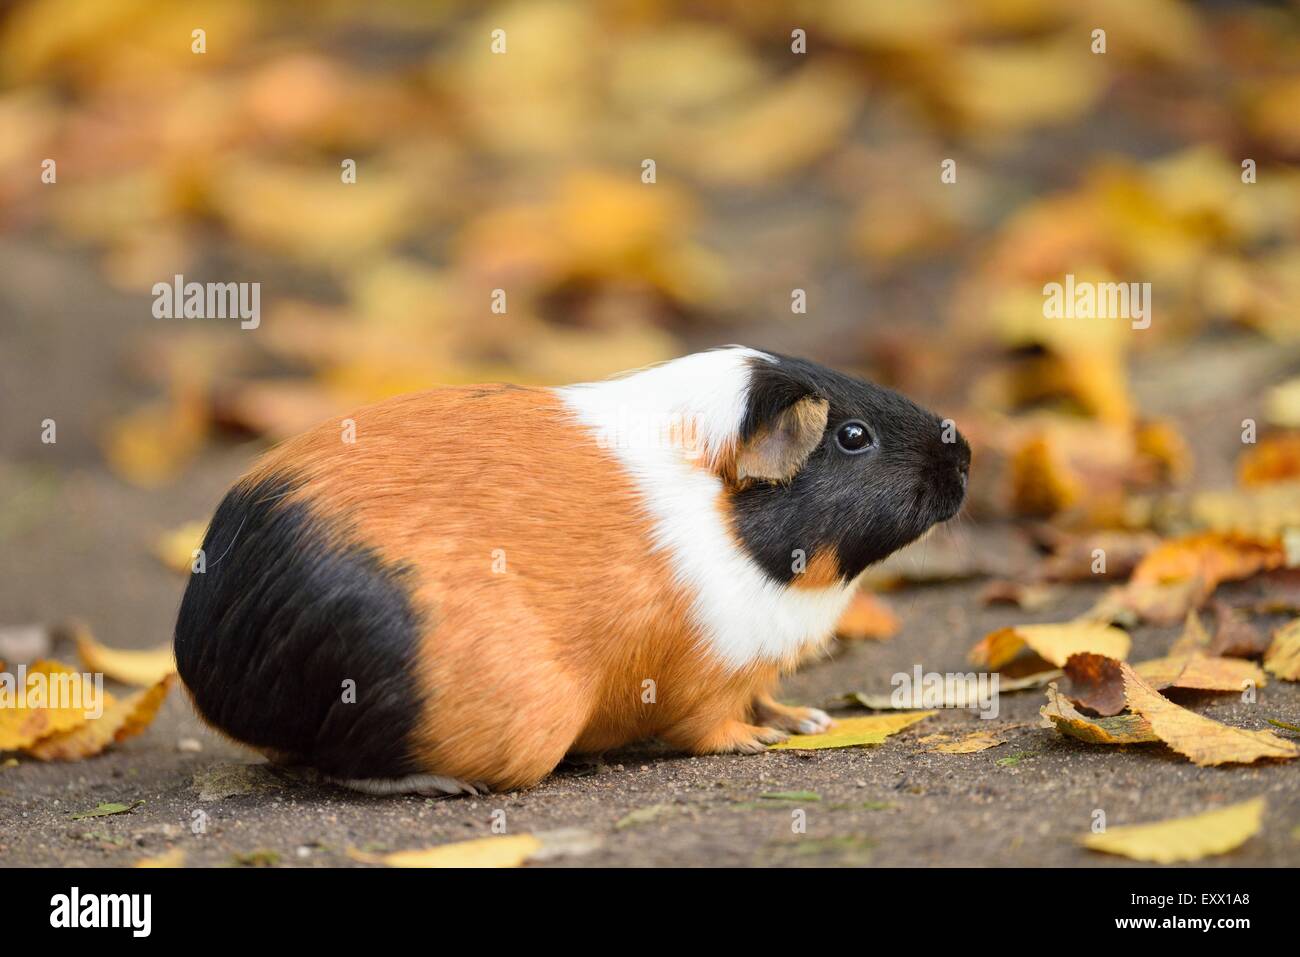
left=2, top=0, right=1300, bottom=645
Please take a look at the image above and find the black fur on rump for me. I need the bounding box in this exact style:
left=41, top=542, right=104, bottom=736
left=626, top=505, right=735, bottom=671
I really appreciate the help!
left=173, top=473, right=426, bottom=780
left=732, top=352, right=971, bottom=584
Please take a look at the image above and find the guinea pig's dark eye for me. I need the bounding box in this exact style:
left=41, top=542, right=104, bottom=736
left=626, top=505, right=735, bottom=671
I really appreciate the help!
left=835, top=420, right=874, bottom=453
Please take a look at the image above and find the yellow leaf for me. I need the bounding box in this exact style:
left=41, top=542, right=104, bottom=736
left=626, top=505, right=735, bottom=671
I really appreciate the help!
left=0, top=660, right=96, bottom=750
left=1134, top=653, right=1266, bottom=692
left=76, top=632, right=176, bottom=687
left=970, top=622, right=1130, bottom=670
left=1120, top=664, right=1297, bottom=766
left=1265, top=620, right=1300, bottom=680
left=135, top=848, right=186, bottom=868
left=355, top=834, right=544, bottom=868
left=101, top=387, right=208, bottom=489
left=1082, top=798, right=1266, bottom=864
left=153, top=521, right=208, bottom=574
left=769, top=711, right=933, bottom=751
left=929, top=731, right=1005, bottom=754
left=25, top=675, right=173, bottom=761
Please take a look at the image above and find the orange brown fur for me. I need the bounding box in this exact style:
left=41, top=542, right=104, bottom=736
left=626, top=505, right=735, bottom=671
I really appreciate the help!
left=244, top=386, right=792, bottom=790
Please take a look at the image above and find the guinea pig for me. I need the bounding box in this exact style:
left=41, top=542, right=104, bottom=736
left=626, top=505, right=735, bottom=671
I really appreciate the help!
left=174, top=347, right=969, bottom=796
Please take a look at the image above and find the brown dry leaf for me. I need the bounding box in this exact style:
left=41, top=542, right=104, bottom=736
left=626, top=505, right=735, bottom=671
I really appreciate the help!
left=769, top=712, right=934, bottom=751
left=1081, top=798, right=1265, bottom=864
left=1040, top=684, right=1157, bottom=745
left=1061, top=652, right=1128, bottom=716
left=1238, top=433, right=1300, bottom=486
left=1039, top=530, right=1160, bottom=582
left=929, top=731, right=1005, bottom=754
left=1131, top=533, right=1284, bottom=589
left=1116, top=532, right=1287, bottom=625
left=351, top=834, right=543, bottom=868
left=76, top=632, right=176, bottom=687
left=834, top=591, right=899, bottom=641
left=24, top=675, right=174, bottom=761
left=1206, top=602, right=1271, bottom=658
left=0, top=660, right=96, bottom=750
left=153, top=520, right=208, bottom=574
left=1264, top=620, right=1300, bottom=680
left=969, top=622, right=1130, bottom=670
left=1120, top=663, right=1297, bottom=766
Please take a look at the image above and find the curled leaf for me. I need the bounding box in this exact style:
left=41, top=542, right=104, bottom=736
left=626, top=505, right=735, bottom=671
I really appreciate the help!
left=1040, top=684, right=1157, bottom=745
left=970, top=622, right=1130, bottom=670
left=76, top=632, right=176, bottom=687
left=1120, top=663, right=1297, bottom=766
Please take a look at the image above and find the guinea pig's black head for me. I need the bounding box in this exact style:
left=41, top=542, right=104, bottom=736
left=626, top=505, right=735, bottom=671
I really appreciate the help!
left=726, top=352, right=970, bottom=585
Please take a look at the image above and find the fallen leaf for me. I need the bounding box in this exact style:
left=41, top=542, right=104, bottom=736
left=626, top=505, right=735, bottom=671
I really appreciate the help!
left=1120, top=663, right=1297, bottom=766
left=1264, top=619, right=1300, bottom=680
left=769, top=711, right=933, bottom=751
left=1061, top=653, right=1128, bottom=716
left=352, top=834, right=544, bottom=868
left=759, top=791, right=821, bottom=802
left=1081, top=798, right=1266, bottom=863
left=1238, top=433, right=1300, bottom=486
left=153, top=520, right=208, bottom=574
left=75, top=632, right=176, bottom=687
left=1134, top=653, right=1266, bottom=693
left=1167, top=609, right=1213, bottom=656
left=970, top=622, right=1131, bottom=670
left=70, top=800, right=144, bottom=820
left=1206, top=602, right=1270, bottom=658
left=834, top=591, right=899, bottom=641
left=135, top=848, right=186, bottom=868
left=0, top=660, right=97, bottom=750
left=929, top=731, right=1005, bottom=754
left=832, top=669, right=1061, bottom=711
left=1040, top=684, right=1157, bottom=745
left=25, top=675, right=174, bottom=761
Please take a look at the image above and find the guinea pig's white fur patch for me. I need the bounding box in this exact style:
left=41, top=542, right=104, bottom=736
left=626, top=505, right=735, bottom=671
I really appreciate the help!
left=556, top=346, right=858, bottom=670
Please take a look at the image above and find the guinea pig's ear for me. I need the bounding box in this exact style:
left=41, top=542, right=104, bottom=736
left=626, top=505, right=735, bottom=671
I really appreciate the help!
left=727, top=364, right=829, bottom=484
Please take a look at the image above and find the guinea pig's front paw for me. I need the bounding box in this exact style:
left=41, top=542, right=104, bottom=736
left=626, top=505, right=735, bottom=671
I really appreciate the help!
left=751, top=695, right=834, bottom=735
left=683, top=719, right=789, bottom=755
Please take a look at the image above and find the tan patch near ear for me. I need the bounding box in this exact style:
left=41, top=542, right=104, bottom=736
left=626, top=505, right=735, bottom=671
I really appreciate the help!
left=790, top=547, right=842, bottom=589
left=734, top=396, right=829, bottom=483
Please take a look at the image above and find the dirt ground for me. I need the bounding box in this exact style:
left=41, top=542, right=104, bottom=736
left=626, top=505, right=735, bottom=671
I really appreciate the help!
left=2, top=239, right=1298, bottom=868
